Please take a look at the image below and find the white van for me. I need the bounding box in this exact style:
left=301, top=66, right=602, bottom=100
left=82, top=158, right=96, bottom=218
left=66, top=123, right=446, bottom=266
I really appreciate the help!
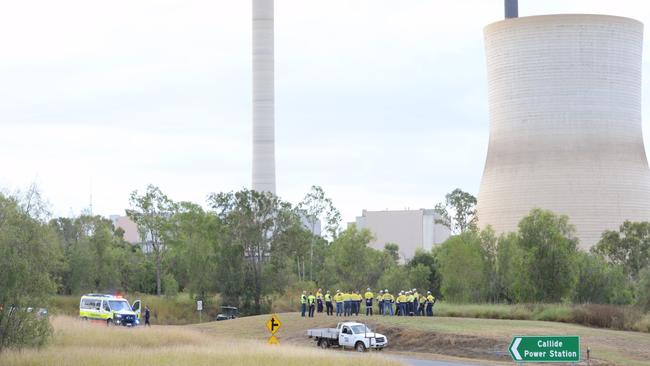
left=79, top=294, right=141, bottom=326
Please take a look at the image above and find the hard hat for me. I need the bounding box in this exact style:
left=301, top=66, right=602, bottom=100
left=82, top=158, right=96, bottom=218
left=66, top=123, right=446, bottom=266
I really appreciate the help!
left=412, top=288, right=416, bottom=291
left=385, top=289, right=389, bottom=292
left=367, top=288, right=371, bottom=291
left=427, top=291, right=431, bottom=294
left=379, top=290, right=383, bottom=293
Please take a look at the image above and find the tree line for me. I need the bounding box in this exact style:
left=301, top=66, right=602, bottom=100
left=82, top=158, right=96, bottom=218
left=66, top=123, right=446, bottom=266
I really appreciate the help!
left=2, top=185, right=650, bottom=351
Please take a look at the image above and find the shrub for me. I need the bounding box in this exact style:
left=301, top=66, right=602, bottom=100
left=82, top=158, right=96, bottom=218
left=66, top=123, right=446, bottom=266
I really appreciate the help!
left=0, top=310, right=52, bottom=350
left=163, top=273, right=179, bottom=297
left=570, top=304, right=642, bottom=330
left=636, top=268, right=650, bottom=311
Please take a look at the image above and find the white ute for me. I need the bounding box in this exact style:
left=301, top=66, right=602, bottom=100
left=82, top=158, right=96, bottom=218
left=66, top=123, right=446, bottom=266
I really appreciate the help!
left=307, top=322, right=388, bottom=352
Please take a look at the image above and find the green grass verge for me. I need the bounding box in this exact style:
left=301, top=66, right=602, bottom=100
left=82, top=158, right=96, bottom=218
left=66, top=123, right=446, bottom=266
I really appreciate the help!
left=49, top=293, right=222, bottom=325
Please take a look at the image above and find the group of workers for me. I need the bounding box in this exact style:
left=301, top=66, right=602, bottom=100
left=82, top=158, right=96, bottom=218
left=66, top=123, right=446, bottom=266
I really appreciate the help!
left=299, top=288, right=436, bottom=318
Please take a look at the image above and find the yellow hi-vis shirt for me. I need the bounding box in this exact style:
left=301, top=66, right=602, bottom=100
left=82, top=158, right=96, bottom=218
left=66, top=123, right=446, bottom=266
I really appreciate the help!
left=316, top=292, right=323, bottom=300
left=397, top=294, right=406, bottom=303
left=383, top=293, right=394, bottom=302
left=334, top=293, right=343, bottom=302
left=353, top=293, right=361, bottom=301
left=342, top=292, right=351, bottom=301
left=427, top=295, right=435, bottom=303
left=406, top=295, right=414, bottom=302
left=364, top=291, right=374, bottom=300
left=377, top=294, right=383, bottom=301
left=413, top=292, right=419, bottom=300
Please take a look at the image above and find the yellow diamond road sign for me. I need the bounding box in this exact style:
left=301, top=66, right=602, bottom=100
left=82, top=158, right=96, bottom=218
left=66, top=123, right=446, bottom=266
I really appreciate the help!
left=266, top=314, right=281, bottom=334
left=268, top=335, right=280, bottom=345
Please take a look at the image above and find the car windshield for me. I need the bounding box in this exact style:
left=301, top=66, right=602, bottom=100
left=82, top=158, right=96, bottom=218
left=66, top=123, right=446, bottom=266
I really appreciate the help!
left=351, top=325, right=371, bottom=334
left=108, top=300, right=132, bottom=312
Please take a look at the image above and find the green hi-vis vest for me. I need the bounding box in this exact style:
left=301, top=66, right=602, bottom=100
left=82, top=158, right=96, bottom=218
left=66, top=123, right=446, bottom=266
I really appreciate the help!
left=300, top=294, right=307, bottom=304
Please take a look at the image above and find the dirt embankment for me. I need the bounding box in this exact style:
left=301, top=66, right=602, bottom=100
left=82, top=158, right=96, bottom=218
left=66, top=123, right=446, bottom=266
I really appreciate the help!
left=289, top=322, right=612, bottom=366
left=381, top=327, right=507, bottom=361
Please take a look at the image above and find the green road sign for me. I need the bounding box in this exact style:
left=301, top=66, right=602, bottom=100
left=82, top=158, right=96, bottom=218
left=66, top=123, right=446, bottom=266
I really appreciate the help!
left=509, top=336, right=580, bottom=363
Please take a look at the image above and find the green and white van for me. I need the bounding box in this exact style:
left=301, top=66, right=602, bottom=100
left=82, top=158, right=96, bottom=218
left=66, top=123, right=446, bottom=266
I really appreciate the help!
left=79, top=294, right=141, bottom=326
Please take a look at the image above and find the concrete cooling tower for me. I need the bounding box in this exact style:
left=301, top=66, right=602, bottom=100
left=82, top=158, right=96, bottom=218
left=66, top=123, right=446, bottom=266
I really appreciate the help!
left=252, top=0, right=276, bottom=194
left=476, top=14, right=650, bottom=249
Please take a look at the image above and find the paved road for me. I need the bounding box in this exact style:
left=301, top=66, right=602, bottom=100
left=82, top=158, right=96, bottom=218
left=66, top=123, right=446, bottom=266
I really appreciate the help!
left=390, top=355, right=490, bottom=366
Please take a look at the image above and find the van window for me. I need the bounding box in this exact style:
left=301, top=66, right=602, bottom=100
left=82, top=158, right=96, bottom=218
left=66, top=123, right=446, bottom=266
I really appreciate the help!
left=81, top=299, right=92, bottom=309
left=102, top=301, right=111, bottom=312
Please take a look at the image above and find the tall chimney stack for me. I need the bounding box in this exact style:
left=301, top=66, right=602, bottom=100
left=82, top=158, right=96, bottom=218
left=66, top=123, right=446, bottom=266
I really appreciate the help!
left=252, top=0, right=276, bottom=194
left=505, top=0, right=518, bottom=18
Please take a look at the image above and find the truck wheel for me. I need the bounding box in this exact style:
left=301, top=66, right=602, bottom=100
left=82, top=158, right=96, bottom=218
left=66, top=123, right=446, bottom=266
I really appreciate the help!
left=355, top=342, right=366, bottom=352
left=319, top=339, right=329, bottom=349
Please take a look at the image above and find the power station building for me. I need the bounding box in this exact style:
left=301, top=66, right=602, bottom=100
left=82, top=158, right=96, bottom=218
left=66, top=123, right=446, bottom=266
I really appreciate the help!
left=353, top=209, right=450, bottom=261
left=476, top=9, right=650, bottom=248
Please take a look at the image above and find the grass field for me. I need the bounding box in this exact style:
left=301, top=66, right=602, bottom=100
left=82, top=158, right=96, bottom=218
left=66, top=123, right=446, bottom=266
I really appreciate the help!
left=196, top=312, right=650, bottom=366
left=1, top=316, right=403, bottom=366
left=4, top=312, right=650, bottom=366
left=51, top=294, right=650, bottom=333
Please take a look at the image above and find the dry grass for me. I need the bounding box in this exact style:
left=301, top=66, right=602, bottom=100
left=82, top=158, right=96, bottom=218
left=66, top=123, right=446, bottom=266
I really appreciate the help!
left=2, top=316, right=403, bottom=366
left=198, top=312, right=650, bottom=365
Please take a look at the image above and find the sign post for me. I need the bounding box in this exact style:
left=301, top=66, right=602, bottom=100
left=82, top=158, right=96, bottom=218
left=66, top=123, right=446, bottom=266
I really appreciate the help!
left=197, top=300, right=203, bottom=323
left=266, top=314, right=281, bottom=345
left=509, top=336, right=580, bottom=363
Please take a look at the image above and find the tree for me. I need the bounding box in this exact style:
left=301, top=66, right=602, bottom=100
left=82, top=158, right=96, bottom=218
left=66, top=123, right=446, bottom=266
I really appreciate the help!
left=434, top=188, right=477, bottom=234
left=383, top=243, right=400, bottom=264
left=496, top=232, right=524, bottom=303
left=592, top=221, right=650, bottom=280
left=165, top=202, right=221, bottom=299
left=407, top=249, right=441, bottom=297
left=321, top=225, right=375, bottom=290
left=297, top=186, right=342, bottom=281
left=516, top=209, right=578, bottom=302
left=636, top=268, right=650, bottom=311
left=436, top=231, right=490, bottom=302
left=126, top=185, right=177, bottom=295
left=478, top=227, right=499, bottom=302
left=208, top=189, right=301, bottom=314
left=377, top=266, right=409, bottom=294
left=572, top=252, right=633, bottom=305
left=51, top=215, right=151, bottom=294
left=0, top=192, right=60, bottom=352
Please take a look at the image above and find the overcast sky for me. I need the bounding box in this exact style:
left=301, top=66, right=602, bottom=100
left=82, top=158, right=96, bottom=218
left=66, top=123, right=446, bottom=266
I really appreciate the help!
left=1, top=0, right=650, bottom=223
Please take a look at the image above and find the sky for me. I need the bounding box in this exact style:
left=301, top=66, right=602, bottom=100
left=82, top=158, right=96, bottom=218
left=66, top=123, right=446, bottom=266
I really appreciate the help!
left=1, top=0, right=650, bottom=224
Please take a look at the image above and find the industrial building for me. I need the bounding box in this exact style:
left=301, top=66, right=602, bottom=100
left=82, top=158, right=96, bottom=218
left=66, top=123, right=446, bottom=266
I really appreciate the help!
left=353, top=209, right=450, bottom=261
left=110, top=215, right=140, bottom=245
left=476, top=1, right=650, bottom=248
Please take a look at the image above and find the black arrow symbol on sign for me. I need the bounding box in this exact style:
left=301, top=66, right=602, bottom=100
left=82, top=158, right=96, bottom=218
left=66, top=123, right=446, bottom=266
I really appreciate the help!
left=270, top=318, right=279, bottom=331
